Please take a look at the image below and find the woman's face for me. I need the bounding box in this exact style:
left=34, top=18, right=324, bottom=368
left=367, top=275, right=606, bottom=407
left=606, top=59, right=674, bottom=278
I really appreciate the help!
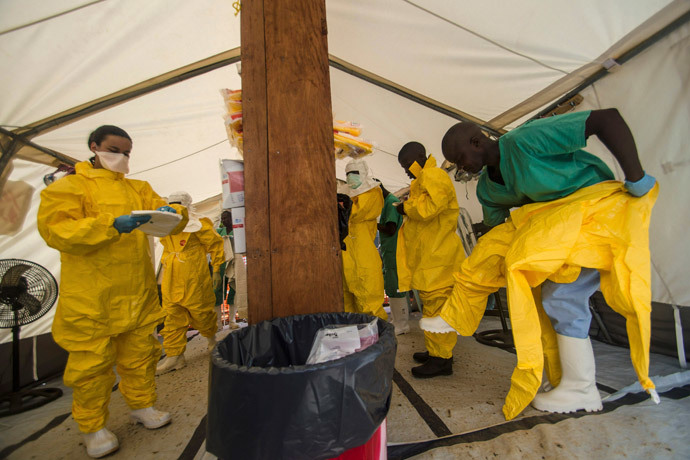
left=91, top=134, right=132, bottom=168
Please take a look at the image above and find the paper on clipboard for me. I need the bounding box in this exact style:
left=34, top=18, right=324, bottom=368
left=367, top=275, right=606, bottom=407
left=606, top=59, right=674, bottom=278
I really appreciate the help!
left=130, top=210, right=182, bottom=237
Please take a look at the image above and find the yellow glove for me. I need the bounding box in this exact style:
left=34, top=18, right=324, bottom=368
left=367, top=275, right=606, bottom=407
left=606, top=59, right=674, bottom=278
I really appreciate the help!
left=213, top=271, right=222, bottom=291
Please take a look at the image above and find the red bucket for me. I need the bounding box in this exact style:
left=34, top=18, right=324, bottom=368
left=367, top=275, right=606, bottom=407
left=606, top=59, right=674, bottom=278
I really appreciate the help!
left=328, top=419, right=387, bottom=460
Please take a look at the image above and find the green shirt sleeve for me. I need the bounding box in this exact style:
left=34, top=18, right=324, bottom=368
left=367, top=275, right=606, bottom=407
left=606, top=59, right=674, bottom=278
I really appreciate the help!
left=380, top=195, right=402, bottom=229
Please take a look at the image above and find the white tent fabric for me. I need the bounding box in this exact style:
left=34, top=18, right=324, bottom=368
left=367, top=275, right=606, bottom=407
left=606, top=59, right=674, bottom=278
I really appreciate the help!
left=1, top=0, right=689, bottom=345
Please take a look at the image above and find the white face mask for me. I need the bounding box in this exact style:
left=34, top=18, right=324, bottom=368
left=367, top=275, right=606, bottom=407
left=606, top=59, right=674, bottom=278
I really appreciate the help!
left=95, top=151, right=130, bottom=174
left=346, top=174, right=362, bottom=189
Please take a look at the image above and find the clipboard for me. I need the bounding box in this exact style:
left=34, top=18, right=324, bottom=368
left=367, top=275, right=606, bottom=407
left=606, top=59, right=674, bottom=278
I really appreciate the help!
left=130, top=210, right=182, bottom=237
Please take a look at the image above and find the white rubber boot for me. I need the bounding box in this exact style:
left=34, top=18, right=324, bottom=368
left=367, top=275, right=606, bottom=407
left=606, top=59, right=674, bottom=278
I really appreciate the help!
left=531, top=334, right=603, bottom=413
left=82, top=427, right=119, bottom=458
left=388, top=297, right=410, bottom=335
left=419, top=315, right=457, bottom=334
left=155, top=354, right=186, bottom=375
left=130, top=407, right=172, bottom=429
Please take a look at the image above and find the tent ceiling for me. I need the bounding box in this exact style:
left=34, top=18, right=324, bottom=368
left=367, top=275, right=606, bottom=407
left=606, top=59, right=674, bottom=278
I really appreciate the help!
left=0, top=0, right=687, bottom=197
left=1, top=1, right=684, bottom=192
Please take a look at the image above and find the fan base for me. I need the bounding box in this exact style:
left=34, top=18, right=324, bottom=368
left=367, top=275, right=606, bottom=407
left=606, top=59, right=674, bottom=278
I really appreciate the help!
left=0, top=387, right=63, bottom=417
left=474, top=329, right=515, bottom=349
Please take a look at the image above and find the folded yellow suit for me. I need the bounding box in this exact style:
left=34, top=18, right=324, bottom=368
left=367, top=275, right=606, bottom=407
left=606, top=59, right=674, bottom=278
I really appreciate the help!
left=439, top=181, right=658, bottom=420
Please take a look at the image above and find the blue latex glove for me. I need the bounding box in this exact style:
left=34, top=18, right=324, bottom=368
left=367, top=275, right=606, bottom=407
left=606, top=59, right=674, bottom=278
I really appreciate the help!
left=624, top=172, right=656, bottom=197
left=157, top=205, right=177, bottom=213
left=113, top=214, right=151, bottom=233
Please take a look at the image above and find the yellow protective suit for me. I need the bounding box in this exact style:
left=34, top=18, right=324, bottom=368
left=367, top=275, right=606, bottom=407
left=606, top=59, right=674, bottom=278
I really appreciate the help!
left=160, top=217, right=224, bottom=356
left=397, top=155, right=464, bottom=358
left=342, top=186, right=386, bottom=320
left=438, top=181, right=658, bottom=420
left=37, top=161, right=188, bottom=433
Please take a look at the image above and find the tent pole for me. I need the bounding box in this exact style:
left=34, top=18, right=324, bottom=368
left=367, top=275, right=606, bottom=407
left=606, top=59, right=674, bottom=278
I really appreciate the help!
left=0, top=128, right=77, bottom=171
left=673, top=305, right=687, bottom=369
left=328, top=56, right=503, bottom=137
left=0, top=133, right=21, bottom=179
left=14, top=48, right=241, bottom=141
left=529, top=9, right=690, bottom=123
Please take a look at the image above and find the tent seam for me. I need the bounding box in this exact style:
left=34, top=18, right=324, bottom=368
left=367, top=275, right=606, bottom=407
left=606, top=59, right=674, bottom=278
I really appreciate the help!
left=401, top=0, right=569, bottom=75
left=0, top=0, right=106, bottom=37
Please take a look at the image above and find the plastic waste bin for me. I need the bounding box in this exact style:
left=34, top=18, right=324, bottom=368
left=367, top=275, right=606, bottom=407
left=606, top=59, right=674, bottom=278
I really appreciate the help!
left=206, top=312, right=397, bottom=460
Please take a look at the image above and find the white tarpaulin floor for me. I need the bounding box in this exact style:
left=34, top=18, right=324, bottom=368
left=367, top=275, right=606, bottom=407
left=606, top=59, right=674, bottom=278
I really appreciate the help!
left=1, top=315, right=688, bottom=460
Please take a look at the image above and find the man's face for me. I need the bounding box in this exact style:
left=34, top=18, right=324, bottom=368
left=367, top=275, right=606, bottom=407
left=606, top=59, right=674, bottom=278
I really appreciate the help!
left=221, top=212, right=232, bottom=229
left=444, top=143, right=483, bottom=174
left=399, top=157, right=412, bottom=178
left=398, top=155, right=422, bottom=179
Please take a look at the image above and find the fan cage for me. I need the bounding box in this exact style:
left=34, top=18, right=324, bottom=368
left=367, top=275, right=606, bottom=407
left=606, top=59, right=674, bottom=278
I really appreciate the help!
left=0, top=259, right=58, bottom=328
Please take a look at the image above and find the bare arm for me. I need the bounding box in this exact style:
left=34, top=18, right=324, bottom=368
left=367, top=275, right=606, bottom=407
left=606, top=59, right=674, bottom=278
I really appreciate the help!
left=585, top=108, right=644, bottom=182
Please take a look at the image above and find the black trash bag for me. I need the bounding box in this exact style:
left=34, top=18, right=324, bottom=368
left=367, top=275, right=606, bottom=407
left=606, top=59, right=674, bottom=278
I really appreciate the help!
left=207, top=312, right=396, bottom=460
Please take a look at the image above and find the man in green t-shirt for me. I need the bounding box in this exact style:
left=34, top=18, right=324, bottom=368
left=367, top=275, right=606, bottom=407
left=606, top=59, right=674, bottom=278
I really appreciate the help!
left=427, top=108, right=656, bottom=414
left=215, top=210, right=238, bottom=328
left=376, top=182, right=409, bottom=335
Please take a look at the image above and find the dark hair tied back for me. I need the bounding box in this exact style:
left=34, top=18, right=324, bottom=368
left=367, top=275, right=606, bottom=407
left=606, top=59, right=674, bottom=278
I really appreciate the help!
left=87, top=125, right=132, bottom=148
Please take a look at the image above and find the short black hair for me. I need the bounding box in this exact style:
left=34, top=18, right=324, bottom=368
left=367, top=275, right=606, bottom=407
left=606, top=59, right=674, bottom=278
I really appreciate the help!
left=87, top=125, right=132, bottom=148
left=398, top=141, right=426, bottom=160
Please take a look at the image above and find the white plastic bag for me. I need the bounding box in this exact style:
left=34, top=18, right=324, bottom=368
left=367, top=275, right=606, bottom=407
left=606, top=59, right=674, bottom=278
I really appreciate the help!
left=306, top=319, right=379, bottom=365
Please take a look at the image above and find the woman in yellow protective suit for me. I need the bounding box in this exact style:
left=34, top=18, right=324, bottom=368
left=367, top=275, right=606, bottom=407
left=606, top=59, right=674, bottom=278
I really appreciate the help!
left=396, top=142, right=464, bottom=378
left=37, top=125, right=188, bottom=458
left=341, top=159, right=387, bottom=320
left=156, top=191, right=224, bottom=375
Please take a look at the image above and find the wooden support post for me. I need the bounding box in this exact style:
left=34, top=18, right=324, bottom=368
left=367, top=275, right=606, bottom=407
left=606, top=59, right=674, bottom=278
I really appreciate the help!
left=242, top=0, right=343, bottom=323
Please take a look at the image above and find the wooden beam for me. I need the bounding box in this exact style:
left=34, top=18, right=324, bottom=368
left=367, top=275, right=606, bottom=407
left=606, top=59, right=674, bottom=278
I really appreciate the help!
left=242, top=0, right=343, bottom=323
left=241, top=1, right=272, bottom=323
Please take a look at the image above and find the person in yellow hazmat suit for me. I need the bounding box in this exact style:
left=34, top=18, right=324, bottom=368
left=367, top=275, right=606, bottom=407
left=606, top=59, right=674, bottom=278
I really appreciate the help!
left=37, top=125, right=189, bottom=458
left=341, top=159, right=387, bottom=321
left=421, top=109, right=658, bottom=419
left=395, top=142, right=464, bottom=378
left=156, top=191, right=225, bottom=375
